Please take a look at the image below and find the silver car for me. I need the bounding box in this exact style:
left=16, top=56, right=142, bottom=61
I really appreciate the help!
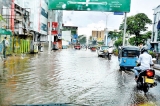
left=97, top=46, right=113, bottom=58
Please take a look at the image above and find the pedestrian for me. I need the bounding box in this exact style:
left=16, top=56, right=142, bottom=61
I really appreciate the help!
left=2, top=37, right=9, bottom=58
left=86, top=45, right=87, bottom=50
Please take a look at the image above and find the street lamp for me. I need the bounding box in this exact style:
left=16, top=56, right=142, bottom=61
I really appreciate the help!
left=102, top=12, right=113, bottom=46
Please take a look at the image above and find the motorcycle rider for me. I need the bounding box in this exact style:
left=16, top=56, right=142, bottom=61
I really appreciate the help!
left=133, top=46, right=154, bottom=81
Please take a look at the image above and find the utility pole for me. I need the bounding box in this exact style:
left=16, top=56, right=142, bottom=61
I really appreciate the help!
left=123, top=12, right=127, bottom=46
left=103, top=12, right=112, bottom=46
left=48, top=10, right=52, bottom=54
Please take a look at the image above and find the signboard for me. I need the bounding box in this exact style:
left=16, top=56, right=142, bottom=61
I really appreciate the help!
left=114, top=12, right=124, bottom=15
left=52, top=22, right=58, bottom=28
left=51, top=30, right=58, bottom=35
left=73, top=34, right=78, bottom=39
left=0, top=28, right=12, bottom=35
left=48, top=0, right=131, bottom=12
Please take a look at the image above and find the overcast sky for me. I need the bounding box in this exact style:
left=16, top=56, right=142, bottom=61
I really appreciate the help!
left=63, top=0, right=160, bottom=36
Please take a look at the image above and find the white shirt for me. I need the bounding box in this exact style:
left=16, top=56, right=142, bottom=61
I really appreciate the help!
left=137, top=52, right=153, bottom=70
left=4, top=39, right=9, bottom=47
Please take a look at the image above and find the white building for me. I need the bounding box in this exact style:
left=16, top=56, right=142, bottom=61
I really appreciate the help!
left=16, top=0, right=48, bottom=42
left=62, top=30, right=71, bottom=45
left=151, top=5, right=160, bottom=52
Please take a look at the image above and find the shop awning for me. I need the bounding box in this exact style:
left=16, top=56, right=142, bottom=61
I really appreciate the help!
left=0, top=28, right=12, bottom=35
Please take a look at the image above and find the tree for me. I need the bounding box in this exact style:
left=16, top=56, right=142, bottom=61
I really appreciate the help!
left=78, top=35, right=87, bottom=44
left=108, top=31, right=123, bottom=48
left=114, top=38, right=123, bottom=48
left=119, top=13, right=152, bottom=45
left=129, top=31, right=152, bottom=45
left=108, top=31, right=123, bottom=40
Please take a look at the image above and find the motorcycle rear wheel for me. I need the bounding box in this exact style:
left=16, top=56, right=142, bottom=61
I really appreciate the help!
left=143, top=83, right=149, bottom=93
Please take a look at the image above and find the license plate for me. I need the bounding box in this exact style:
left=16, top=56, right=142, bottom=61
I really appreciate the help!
left=104, top=50, right=107, bottom=52
left=145, top=77, right=154, bottom=84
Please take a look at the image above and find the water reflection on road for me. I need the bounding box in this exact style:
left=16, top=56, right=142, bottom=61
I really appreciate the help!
left=0, top=49, right=160, bottom=106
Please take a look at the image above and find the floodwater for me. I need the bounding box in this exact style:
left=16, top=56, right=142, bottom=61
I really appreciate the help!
left=0, top=48, right=160, bottom=106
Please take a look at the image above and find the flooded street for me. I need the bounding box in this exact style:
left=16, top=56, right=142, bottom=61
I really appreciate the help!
left=0, top=48, right=160, bottom=106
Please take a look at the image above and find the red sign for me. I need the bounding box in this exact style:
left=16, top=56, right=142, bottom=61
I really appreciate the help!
left=51, top=30, right=58, bottom=35
left=52, top=22, right=58, bottom=28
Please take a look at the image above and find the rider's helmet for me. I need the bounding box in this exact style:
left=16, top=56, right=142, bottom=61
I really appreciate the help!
left=141, top=46, right=148, bottom=54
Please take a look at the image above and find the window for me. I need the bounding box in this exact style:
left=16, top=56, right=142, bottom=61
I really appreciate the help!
left=41, top=8, right=48, bottom=18
left=122, top=50, right=138, bottom=57
left=41, top=23, right=47, bottom=32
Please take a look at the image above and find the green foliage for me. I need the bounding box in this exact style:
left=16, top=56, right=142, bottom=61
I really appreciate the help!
left=114, top=38, right=123, bottom=48
left=119, top=13, right=152, bottom=46
left=97, top=41, right=104, bottom=45
left=113, top=49, right=118, bottom=56
left=89, top=36, right=92, bottom=40
left=129, top=31, right=152, bottom=45
left=148, top=50, right=156, bottom=58
left=78, top=35, right=87, bottom=44
left=108, top=31, right=123, bottom=40
left=0, top=14, right=5, bottom=22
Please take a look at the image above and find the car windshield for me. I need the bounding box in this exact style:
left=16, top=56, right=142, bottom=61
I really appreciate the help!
left=101, top=46, right=109, bottom=50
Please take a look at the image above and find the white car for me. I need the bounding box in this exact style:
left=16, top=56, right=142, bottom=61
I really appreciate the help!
left=108, top=46, right=114, bottom=54
left=97, top=46, right=108, bottom=57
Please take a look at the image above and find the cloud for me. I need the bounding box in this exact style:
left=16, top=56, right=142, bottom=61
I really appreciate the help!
left=64, top=21, right=74, bottom=26
left=78, top=20, right=116, bottom=36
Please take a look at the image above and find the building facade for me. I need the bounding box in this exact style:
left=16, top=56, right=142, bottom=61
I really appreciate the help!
left=21, top=0, right=48, bottom=52
left=0, top=0, right=64, bottom=53
left=151, top=5, right=160, bottom=52
left=92, top=30, right=105, bottom=42
left=1, top=0, right=49, bottom=53
left=62, top=25, right=78, bottom=44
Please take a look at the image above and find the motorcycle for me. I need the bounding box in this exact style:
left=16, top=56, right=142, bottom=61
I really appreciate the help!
left=136, top=68, right=157, bottom=93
